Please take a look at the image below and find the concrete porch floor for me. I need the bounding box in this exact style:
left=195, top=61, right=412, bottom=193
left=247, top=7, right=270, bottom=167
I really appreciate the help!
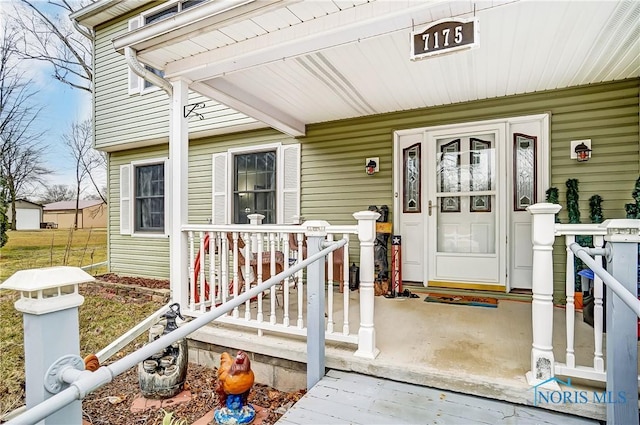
left=188, top=288, right=633, bottom=422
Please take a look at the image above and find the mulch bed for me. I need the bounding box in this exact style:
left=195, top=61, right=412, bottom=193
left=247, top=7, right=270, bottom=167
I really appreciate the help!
left=81, top=274, right=305, bottom=425
left=96, top=273, right=170, bottom=290
left=82, top=363, right=304, bottom=425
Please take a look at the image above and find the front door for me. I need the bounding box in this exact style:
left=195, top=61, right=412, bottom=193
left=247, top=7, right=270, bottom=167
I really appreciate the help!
left=427, top=125, right=505, bottom=288
left=395, top=115, right=548, bottom=290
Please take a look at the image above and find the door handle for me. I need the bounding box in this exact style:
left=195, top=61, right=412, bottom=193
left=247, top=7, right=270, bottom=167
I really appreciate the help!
left=428, top=200, right=433, bottom=216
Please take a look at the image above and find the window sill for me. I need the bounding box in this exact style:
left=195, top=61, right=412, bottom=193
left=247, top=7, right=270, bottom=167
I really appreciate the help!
left=131, top=231, right=168, bottom=239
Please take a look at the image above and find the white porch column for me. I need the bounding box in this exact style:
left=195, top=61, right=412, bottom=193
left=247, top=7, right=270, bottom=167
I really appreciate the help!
left=353, top=210, right=380, bottom=359
left=169, top=78, right=190, bottom=307
left=603, top=219, right=639, bottom=424
left=526, top=203, right=562, bottom=386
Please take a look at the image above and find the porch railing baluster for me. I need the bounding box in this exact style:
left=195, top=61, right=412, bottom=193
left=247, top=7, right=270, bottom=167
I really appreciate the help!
left=564, top=234, right=576, bottom=369
left=342, top=235, right=350, bottom=336
left=327, top=233, right=335, bottom=334
left=232, top=232, right=240, bottom=319
left=198, top=231, right=206, bottom=313
left=593, top=234, right=604, bottom=373
left=188, top=231, right=196, bottom=311
left=243, top=231, right=251, bottom=321
left=256, top=232, right=264, bottom=332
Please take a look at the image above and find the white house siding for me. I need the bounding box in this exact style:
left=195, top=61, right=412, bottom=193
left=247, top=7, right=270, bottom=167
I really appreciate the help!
left=93, top=12, right=260, bottom=152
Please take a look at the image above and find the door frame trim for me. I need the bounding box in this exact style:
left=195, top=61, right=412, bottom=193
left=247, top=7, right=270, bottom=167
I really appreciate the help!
left=393, top=113, right=550, bottom=290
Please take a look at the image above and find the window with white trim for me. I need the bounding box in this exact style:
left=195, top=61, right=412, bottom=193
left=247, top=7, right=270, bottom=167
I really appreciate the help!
left=233, top=151, right=277, bottom=224
left=142, top=0, right=207, bottom=26
left=212, top=143, right=300, bottom=225
left=135, top=164, right=165, bottom=231
left=120, top=159, right=169, bottom=236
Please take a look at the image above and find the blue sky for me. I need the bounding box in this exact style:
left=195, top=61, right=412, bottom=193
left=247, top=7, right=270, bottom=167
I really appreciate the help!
left=1, top=0, right=102, bottom=197
left=37, top=81, right=93, bottom=189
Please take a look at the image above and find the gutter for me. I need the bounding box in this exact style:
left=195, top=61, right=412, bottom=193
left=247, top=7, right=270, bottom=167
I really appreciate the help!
left=124, top=47, right=173, bottom=96
left=112, top=0, right=268, bottom=53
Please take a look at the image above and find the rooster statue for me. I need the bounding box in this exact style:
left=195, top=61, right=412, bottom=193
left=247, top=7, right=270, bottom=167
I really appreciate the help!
left=214, top=350, right=256, bottom=425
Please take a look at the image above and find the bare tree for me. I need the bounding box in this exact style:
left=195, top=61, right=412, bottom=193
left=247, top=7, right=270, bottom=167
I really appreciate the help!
left=39, top=183, right=76, bottom=203
left=62, top=120, right=95, bottom=229
left=11, top=0, right=95, bottom=93
left=0, top=25, right=50, bottom=230
left=11, top=1, right=107, bottom=204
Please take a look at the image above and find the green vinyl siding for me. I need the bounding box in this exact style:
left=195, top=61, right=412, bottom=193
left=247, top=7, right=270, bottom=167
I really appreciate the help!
left=298, top=78, right=639, bottom=301
left=93, top=11, right=259, bottom=152
left=108, top=79, right=638, bottom=297
left=109, top=145, right=170, bottom=279
left=187, top=130, right=295, bottom=224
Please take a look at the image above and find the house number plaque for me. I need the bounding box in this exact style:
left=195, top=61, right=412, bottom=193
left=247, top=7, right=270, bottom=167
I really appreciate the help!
left=411, top=18, right=478, bottom=60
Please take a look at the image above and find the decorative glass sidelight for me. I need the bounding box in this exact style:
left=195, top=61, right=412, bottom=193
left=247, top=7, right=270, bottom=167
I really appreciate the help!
left=438, top=139, right=460, bottom=212
left=514, top=133, right=537, bottom=211
left=470, top=138, right=492, bottom=212
left=403, top=143, right=421, bottom=213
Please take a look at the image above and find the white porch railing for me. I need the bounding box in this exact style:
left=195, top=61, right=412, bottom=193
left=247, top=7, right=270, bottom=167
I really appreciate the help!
left=180, top=214, right=380, bottom=356
left=553, top=223, right=607, bottom=382
left=527, top=203, right=640, bottom=424
left=0, top=212, right=381, bottom=425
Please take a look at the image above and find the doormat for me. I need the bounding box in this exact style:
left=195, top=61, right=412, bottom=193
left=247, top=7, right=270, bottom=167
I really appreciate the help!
left=423, top=293, right=498, bottom=308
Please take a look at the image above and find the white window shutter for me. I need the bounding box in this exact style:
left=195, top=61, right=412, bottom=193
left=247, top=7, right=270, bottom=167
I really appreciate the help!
left=120, top=164, right=132, bottom=235
left=280, top=143, right=300, bottom=224
left=212, top=152, right=228, bottom=224
left=163, top=158, right=170, bottom=236
left=127, top=17, right=141, bottom=95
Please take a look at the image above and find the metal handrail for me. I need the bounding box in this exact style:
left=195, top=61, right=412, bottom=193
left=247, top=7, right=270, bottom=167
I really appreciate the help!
left=7, top=239, right=347, bottom=425
left=569, top=242, right=640, bottom=317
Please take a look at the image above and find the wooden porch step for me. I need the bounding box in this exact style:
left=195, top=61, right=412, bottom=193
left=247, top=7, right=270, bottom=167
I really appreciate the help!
left=276, top=370, right=600, bottom=425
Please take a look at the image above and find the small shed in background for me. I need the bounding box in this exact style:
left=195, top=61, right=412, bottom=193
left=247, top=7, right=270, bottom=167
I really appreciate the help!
left=11, top=199, right=43, bottom=230
left=43, top=200, right=107, bottom=229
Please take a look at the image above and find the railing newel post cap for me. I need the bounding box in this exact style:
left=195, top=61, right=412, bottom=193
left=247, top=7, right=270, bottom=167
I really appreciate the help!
left=0, top=266, right=95, bottom=292
left=0, top=266, right=92, bottom=314
left=303, top=220, right=330, bottom=237
left=526, top=203, right=562, bottom=214
left=601, top=219, right=640, bottom=243
left=352, top=211, right=381, bottom=221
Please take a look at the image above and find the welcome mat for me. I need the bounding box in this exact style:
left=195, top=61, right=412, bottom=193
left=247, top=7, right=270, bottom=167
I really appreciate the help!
left=423, top=293, right=498, bottom=308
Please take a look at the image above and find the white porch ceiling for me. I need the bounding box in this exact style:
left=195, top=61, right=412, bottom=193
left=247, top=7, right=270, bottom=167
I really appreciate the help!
left=116, top=0, right=640, bottom=136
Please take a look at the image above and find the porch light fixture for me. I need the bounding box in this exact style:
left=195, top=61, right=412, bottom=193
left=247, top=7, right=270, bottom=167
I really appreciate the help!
left=574, top=142, right=592, bottom=162
left=570, top=139, right=592, bottom=163
left=366, top=157, right=379, bottom=175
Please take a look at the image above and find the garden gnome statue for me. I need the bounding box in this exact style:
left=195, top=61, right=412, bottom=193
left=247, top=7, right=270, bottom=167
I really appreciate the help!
left=138, top=303, right=189, bottom=399
left=214, top=350, right=256, bottom=424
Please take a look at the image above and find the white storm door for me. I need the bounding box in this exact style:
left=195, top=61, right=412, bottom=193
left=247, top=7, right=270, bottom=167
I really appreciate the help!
left=397, top=132, right=425, bottom=282
left=427, top=126, right=506, bottom=286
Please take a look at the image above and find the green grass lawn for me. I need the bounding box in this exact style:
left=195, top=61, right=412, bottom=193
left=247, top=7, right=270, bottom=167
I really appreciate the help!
left=0, top=228, right=162, bottom=416
left=0, top=228, right=108, bottom=281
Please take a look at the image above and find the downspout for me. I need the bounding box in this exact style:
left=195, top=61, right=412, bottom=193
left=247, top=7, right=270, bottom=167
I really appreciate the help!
left=124, top=47, right=173, bottom=96
left=71, top=19, right=92, bottom=41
